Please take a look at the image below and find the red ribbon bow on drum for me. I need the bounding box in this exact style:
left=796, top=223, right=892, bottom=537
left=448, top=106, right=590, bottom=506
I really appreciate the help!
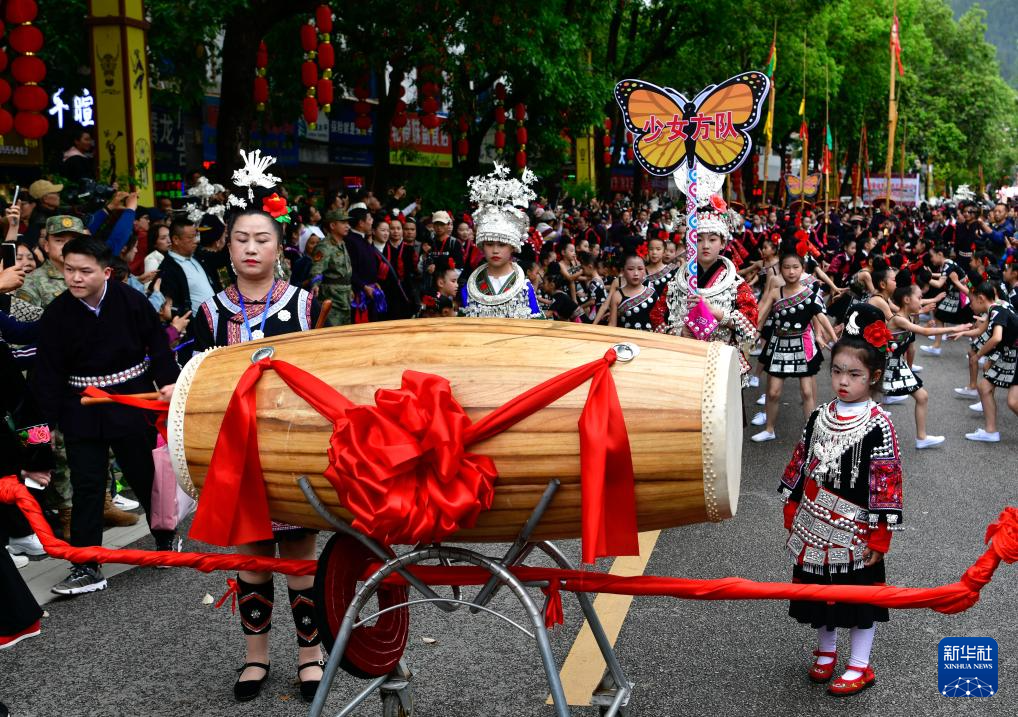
left=189, top=351, right=639, bottom=564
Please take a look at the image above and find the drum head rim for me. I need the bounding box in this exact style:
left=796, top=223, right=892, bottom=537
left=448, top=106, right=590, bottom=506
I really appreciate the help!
left=701, top=342, right=742, bottom=521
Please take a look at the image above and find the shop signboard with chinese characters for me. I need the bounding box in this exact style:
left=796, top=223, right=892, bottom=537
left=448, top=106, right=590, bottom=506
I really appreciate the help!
left=151, top=105, right=186, bottom=172
left=201, top=96, right=298, bottom=167
left=328, top=101, right=374, bottom=167
left=390, top=112, right=452, bottom=168
left=862, top=176, right=921, bottom=206
left=47, top=88, right=96, bottom=130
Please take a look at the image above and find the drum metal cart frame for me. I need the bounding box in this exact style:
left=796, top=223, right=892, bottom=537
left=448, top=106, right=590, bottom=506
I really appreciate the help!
left=298, top=476, right=633, bottom=717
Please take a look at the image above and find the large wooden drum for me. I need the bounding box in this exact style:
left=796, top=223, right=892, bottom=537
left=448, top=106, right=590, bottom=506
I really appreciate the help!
left=167, top=319, right=742, bottom=542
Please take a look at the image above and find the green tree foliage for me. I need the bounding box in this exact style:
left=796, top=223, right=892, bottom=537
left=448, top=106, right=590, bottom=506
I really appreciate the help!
left=30, top=0, right=1017, bottom=191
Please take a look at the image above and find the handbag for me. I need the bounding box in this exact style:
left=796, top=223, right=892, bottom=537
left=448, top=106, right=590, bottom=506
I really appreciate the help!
left=684, top=296, right=719, bottom=340
left=150, top=436, right=196, bottom=531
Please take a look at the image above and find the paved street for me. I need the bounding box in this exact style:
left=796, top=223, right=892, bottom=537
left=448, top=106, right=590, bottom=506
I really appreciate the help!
left=3, top=335, right=1016, bottom=717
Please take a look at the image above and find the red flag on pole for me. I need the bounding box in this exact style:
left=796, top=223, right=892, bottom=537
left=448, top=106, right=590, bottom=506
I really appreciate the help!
left=891, top=15, right=905, bottom=77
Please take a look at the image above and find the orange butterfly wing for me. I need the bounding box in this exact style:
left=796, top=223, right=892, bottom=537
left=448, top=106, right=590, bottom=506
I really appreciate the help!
left=691, top=72, right=770, bottom=174
left=803, top=174, right=822, bottom=197
left=785, top=175, right=804, bottom=197
left=614, top=80, right=689, bottom=176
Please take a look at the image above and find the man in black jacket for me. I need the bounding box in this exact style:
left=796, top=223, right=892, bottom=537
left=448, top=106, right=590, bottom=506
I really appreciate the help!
left=33, top=237, right=179, bottom=596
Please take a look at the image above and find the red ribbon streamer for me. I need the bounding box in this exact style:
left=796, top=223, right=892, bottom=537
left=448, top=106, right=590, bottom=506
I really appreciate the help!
left=80, top=386, right=170, bottom=439
left=189, top=349, right=638, bottom=564
left=0, top=479, right=1015, bottom=616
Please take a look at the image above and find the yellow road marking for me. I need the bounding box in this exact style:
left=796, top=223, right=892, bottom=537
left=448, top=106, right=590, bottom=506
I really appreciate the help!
left=548, top=530, right=662, bottom=705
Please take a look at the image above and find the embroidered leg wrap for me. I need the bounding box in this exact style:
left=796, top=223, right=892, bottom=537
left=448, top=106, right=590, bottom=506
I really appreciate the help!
left=288, top=586, right=321, bottom=648
left=237, top=576, right=274, bottom=636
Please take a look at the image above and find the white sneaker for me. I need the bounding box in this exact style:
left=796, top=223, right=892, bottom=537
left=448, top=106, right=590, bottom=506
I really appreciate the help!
left=751, top=430, right=777, bottom=442
left=750, top=411, right=767, bottom=426
left=916, top=435, right=945, bottom=449
left=919, top=345, right=942, bottom=356
left=954, top=387, right=979, bottom=398
left=756, top=394, right=766, bottom=405
left=111, top=494, right=140, bottom=511
left=6, top=548, right=29, bottom=569
left=965, top=428, right=1000, bottom=442
left=883, top=395, right=908, bottom=405
left=748, top=375, right=760, bottom=388
left=7, top=534, right=46, bottom=557
left=911, top=364, right=923, bottom=373
left=969, top=402, right=984, bottom=413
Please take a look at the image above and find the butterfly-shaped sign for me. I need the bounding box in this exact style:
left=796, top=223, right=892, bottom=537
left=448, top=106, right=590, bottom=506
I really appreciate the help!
left=785, top=173, right=822, bottom=200
left=613, top=72, right=770, bottom=177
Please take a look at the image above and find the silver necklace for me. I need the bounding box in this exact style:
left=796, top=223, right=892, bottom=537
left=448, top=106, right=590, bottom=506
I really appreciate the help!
left=808, top=401, right=874, bottom=489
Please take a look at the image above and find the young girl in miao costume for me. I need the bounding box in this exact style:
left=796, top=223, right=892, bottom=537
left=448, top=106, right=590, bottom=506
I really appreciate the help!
left=459, top=164, right=543, bottom=319
left=752, top=249, right=838, bottom=442
left=779, top=302, right=904, bottom=696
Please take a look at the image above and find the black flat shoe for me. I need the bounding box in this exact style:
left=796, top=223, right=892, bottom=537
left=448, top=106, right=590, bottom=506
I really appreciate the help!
left=234, top=662, right=270, bottom=702
left=298, top=659, right=326, bottom=703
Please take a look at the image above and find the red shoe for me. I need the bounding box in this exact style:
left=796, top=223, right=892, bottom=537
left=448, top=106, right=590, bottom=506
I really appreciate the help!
left=828, top=665, right=875, bottom=695
left=0, top=620, right=41, bottom=650
left=809, top=650, right=837, bottom=683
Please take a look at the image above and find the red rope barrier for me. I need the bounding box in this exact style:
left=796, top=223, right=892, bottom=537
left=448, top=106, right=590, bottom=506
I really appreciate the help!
left=2, top=478, right=1015, bottom=617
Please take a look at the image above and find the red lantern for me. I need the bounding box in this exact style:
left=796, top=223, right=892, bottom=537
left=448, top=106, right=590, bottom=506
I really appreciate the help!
left=353, top=101, right=371, bottom=115
left=13, top=111, right=46, bottom=139
left=514, top=103, right=525, bottom=120
left=300, top=23, right=318, bottom=53
left=625, top=147, right=634, bottom=161
left=0, top=19, right=5, bottom=36
left=421, top=81, right=439, bottom=97
left=391, top=112, right=407, bottom=129
left=421, top=114, right=440, bottom=130
left=516, top=126, right=527, bottom=145
left=4, top=0, right=38, bottom=24
left=458, top=116, right=469, bottom=133
left=457, top=137, right=469, bottom=158
left=303, top=96, right=318, bottom=125
left=12, top=84, right=46, bottom=112
left=603, top=151, right=611, bottom=165
left=316, top=78, right=333, bottom=106
left=301, top=60, right=317, bottom=87
left=253, top=76, right=268, bottom=107
left=601, top=135, right=610, bottom=148
left=394, top=99, right=406, bottom=113
left=9, top=25, right=42, bottom=54
left=604, top=118, right=612, bottom=132
left=0, top=79, right=10, bottom=106
left=11, top=55, right=45, bottom=84
left=315, top=4, right=333, bottom=33
left=494, top=129, right=506, bottom=149
left=515, top=150, right=526, bottom=168
left=256, top=41, right=268, bottom=68
left=0, top=109, right=12, bottom=135
left=353, top=85, right=370, bottom=100
left=494, top=106, right=506, bottom=124
left=317, top=42, right=334, bottom=71
left=354, top=114, right=372, bottom=130
left=421, top=96, right=439, bottom=114
left=494, top=82, right=506, bottom=101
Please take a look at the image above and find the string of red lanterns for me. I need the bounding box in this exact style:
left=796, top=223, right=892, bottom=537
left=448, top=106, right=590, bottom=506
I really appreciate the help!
left=514, top=101, right=527, bottom=169
left=391, top=84, right=407, bottom=130
left=253, top=40, right=269, bottom=112
left=5, top=0, right=48, bottom=141
left=315, top=4, right=334, bottom=114
left=0, top=17, right=12, bottom=136
left=493, top=81, right=506, bottom=153
left=299, top=17, right=319, bottom=129
left=602, top=117, right=612, bottom=167
left=418, top=66, right=440, bottom=130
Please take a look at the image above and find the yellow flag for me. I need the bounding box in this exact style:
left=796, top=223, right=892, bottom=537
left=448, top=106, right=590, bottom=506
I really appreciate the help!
left=764, top=108, right=774, bottom=144
left=798, top=97, right=805, bottom=116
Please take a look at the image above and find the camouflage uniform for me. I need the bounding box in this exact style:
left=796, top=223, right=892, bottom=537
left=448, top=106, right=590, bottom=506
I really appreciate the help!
left=15, top=261, right=66, bottom=309
left=310, top=233, right=353, bottom=326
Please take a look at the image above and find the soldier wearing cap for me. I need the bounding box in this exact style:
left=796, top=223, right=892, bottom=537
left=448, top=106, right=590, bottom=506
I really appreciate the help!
left=310, top=209, right=353, bottom=326
left=16, top=216, right=88, bottom=309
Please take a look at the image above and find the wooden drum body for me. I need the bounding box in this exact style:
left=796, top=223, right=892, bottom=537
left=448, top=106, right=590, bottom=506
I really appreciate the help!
left=167, top=319, right=742, bottom=542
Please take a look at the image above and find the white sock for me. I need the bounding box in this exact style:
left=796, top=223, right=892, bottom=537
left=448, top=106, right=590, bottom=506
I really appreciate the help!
left=816, top=627, right=837, bottom=665
left=842, top=626, right=875, bottom=679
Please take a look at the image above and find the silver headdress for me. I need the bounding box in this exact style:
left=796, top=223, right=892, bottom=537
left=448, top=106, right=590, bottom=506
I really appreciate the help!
left=673, top=162, right=732, bottom=241
left=467, top=162, right=537, bottom=250
left=232, top=148, right=281, bottom=203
